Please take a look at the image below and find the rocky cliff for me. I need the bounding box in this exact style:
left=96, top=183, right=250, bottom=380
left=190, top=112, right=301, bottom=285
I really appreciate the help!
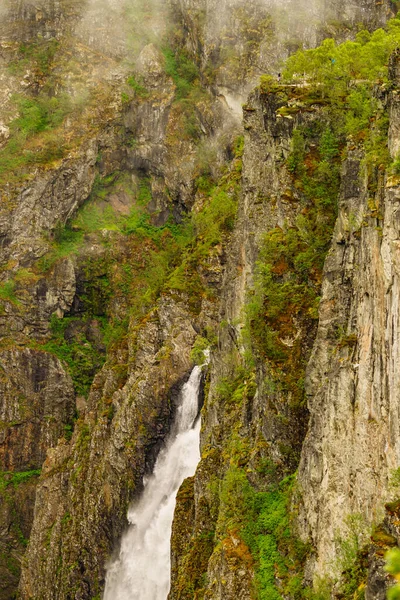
left=1, top=0, right=400, bottom=599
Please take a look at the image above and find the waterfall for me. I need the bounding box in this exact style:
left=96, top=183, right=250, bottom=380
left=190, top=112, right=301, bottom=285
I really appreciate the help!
left=103, top=365, right=203, bottom=600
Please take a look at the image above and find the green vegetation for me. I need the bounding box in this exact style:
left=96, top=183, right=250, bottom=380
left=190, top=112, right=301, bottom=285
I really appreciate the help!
left=215, top=366, right=256, bottom=407
left=248, top=17, right=400, bottom=412
left=161, top=45, right=206, bottom=140
left=36, top=134, right=240, bottom=395
left=235, top=20, right=400, bottom=599
left=0, top=469, right=41, bottom=492
left=246, top=122, right=340, bottom=409
left=8, top=39, right=59, bottom=77
left=0, top=280, right=19, bottom=304
left=0, top=92, right=76, bottom=184
left=390, top=467, right=400, bottom=491
left=12, top=93, right=72, bottom=135
left=162, top=47, right=200, bottom=100
left=167, top=138, right=242, bottom=301
left=127, top=74, right=149, bottom=98
left=190, top=336, right=209, bottom=365
left=0, top=36, right=93, bottom=185
left=38, top=173, right=160, bottom=270
left=214, top=460, right=368, bottom=599
left=283, top=17, right=400, bottom=142
left=332, top=514, right=368, bottom=599
left=216, top=467, right=308, bottom=600
left=386, top=548, right=400, bottom=599
left=42, top=315, right=107, bottom=397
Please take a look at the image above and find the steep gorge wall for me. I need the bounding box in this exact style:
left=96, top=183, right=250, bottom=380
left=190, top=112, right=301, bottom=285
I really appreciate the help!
left=0, top=0, right=234, bottom=596
left=0, top=0, right=398, bottom=598
left=169, top=7, right=400, bottom=600
left=297, top=51, right=400, bottom=581
left=169, top=84, right=314, bottom=600
left=170, top=0, right=394, bottom=101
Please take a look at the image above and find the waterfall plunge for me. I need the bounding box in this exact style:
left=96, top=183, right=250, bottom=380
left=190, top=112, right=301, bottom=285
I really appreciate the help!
left=104, top=365, right=203, bottom=600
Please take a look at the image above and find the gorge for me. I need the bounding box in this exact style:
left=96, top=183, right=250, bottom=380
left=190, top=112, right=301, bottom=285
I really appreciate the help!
left=104, top=365, right=204, bottom=600
left=1, top=0, right=400, bottom=599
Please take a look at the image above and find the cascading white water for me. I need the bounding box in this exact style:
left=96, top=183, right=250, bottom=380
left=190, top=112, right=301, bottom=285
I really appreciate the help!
left=103, top=365, right=203, bottom=600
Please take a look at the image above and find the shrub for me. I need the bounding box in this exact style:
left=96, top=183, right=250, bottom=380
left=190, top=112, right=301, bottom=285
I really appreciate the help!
left=386, top=548, right=400, bottom=600
left=127, top=74, right=149, bottom=98
left=162, top=47, right=200, bottom=99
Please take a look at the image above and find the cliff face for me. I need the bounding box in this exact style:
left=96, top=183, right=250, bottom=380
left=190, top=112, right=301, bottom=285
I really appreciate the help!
left=170, top=0, right=394, bottom=101
left=169, top=84, right=312, bottom=600
left=0, top=0, right=400, bottom=599
left=297, top=52, right=400, bottom=579
left=169, top=9, right=400, bottom=600
left=0, top=0, right=233, bottom=595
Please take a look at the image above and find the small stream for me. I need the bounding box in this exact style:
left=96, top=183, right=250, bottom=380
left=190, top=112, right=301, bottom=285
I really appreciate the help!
left=103, top=365, right=203, bottom=600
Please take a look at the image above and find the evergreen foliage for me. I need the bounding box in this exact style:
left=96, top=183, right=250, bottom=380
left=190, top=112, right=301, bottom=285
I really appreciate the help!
left=162, top=47, right=200, bottom=99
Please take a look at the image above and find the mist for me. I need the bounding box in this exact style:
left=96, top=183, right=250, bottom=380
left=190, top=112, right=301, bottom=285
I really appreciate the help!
left=72, top=0, right=168, bottom=62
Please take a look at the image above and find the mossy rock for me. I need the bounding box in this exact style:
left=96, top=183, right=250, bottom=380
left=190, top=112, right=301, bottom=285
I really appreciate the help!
left=386, top=498, right=400, bottom=515
left=371, top=525, right=397, bottom=547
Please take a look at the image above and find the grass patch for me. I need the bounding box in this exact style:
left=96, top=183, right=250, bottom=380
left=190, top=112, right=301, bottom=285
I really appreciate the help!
left=0, top=92, right=76, bottom=185
left=0, top=280, right=19, bottom=304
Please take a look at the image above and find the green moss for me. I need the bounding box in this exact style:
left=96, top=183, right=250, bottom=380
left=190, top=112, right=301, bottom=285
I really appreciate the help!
left=40, top=315, right=107, bottom=397
left=0, top=469, right=41, bottom=491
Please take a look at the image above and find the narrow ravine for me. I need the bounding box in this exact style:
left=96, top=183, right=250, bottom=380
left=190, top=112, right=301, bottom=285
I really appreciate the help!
left=103, top=365, right=203, bottom=600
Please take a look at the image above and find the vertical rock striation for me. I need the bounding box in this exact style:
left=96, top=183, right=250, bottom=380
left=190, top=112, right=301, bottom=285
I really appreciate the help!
left=0, top=0, right=398, bottom=598
left=298, top=50, right=400, bottom=579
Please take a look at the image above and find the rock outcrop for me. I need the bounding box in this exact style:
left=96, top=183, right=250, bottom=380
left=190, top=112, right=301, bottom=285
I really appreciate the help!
left=297, top=50, right=400, bottom=580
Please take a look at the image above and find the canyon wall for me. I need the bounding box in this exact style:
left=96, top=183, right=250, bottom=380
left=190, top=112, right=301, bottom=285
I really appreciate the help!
left=0, top=0, right=399, bottom=599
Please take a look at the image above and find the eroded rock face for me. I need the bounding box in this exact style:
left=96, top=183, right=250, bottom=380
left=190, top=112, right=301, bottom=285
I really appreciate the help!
left=19, top=296, right=200, bottom=598
left=297, top=53, right=400, bottom=580
left=0, top=0, right=398, bottom=598
left=170, top=0, right=394, bottom=101
left=0, top=348, right=75, bottom=470
left=0, top=348, right=75, bottom=600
